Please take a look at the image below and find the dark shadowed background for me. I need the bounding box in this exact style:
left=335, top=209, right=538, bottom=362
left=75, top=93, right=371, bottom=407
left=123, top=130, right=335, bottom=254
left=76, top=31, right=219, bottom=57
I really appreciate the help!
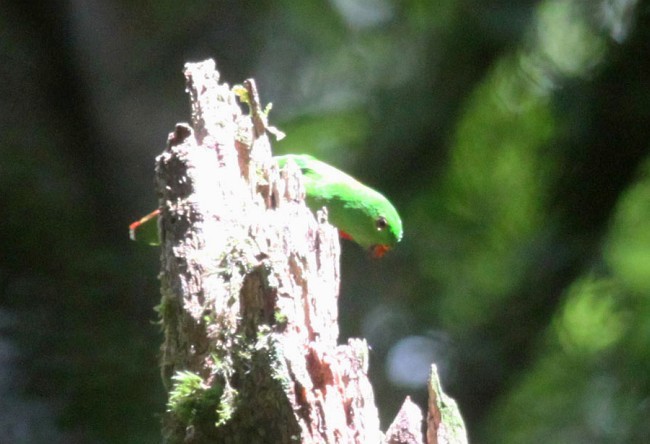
left=2, top=0, right=649, bottom=442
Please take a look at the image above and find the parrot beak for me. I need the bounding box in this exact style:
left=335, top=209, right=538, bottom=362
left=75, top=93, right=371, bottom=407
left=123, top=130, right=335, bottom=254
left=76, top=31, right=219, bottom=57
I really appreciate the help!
left=370, top=244, right=390, bottom=259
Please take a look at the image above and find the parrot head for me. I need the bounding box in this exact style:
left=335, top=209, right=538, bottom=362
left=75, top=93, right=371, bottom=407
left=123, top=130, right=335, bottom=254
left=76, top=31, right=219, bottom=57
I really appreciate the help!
left=330, top=184, right=403, bottom=259
left=276, top=154, right=404, bottom=259
left=356, top=192, right=403, bottom=259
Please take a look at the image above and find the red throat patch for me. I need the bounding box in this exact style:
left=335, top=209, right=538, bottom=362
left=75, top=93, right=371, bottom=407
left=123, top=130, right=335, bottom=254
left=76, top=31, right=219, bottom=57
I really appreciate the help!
left=338, top=230, right=353, bottom=241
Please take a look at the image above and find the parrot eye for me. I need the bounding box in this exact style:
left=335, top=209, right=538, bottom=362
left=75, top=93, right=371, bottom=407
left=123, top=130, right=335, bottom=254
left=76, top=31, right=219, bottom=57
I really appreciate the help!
left=375, top=216, right=388, bottom=231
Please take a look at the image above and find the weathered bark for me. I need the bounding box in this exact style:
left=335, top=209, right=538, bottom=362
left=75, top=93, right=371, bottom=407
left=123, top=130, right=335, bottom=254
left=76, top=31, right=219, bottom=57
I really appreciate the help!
left=426, top=366, right=468, bottom=444
left=385, top=398, right=424, bottom=444
left=155, top=59, right=467, bottom=444
left=383, top=366, right=468, bottom=444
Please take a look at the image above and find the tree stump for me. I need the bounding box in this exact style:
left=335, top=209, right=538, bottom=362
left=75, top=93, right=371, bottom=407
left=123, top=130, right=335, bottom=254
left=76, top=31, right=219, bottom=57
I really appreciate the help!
left=155, top=59, right=467, bottom=444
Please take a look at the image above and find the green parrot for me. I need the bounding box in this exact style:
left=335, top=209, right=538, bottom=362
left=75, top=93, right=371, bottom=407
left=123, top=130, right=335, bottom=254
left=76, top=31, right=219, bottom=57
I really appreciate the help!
left=130, top=154, right=403, bottom=258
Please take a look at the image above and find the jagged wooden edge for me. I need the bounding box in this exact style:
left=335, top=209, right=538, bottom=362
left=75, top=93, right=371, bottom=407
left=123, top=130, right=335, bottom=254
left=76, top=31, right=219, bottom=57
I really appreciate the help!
left=155, top=59, right=382, bottom=443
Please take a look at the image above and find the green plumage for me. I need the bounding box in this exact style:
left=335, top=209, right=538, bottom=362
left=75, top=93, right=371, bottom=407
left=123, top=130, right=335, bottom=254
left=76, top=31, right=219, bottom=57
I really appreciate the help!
left=130, top=154, right=403, bottom=257
left=275, top=155, right=402, bottom=255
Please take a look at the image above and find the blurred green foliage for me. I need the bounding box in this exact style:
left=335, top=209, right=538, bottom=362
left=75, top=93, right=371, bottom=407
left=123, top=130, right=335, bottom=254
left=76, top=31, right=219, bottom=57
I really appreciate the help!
left=1, top=0, right=649, bottom=442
